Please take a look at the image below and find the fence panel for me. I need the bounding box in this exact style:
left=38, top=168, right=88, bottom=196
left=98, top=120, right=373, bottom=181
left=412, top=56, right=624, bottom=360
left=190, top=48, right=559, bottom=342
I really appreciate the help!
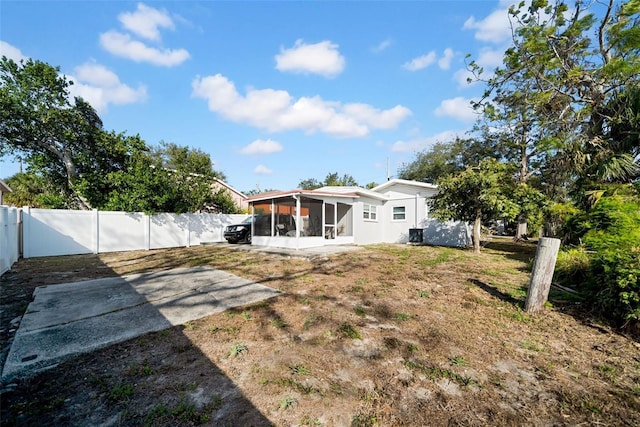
left=24, top=208, right=94, bottom=258
left=18, top=208, right=250, bottom=259
left=98, top=211, right=148, bottom=253
left=1, top=206, right=20, bottom=275
left=150, top=213, right=188, bottom=249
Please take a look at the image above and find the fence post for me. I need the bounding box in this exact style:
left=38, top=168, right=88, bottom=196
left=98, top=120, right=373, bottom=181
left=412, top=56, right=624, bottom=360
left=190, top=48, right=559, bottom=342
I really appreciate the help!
left=145, top=213, right=151, bottom=250
left=186, top=214, right=191, bottom=248
left=92, top=208, right=99, bottom=254
left=22, top=206, right=30, bottom=259
left=1, top=206, right=7, bottom=274
left=525, top=237, right=561, bottom=313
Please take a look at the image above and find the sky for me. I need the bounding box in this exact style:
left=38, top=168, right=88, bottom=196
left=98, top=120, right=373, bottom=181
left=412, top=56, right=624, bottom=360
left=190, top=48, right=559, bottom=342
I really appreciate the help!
left=0, top=0, right=517, bottom=193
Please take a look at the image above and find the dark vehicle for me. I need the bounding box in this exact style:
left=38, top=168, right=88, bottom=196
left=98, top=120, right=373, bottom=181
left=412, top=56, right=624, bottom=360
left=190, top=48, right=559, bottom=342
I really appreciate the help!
left=224, top=214, right=296, bottom=244
left=224, top=216, right=255, bottom=244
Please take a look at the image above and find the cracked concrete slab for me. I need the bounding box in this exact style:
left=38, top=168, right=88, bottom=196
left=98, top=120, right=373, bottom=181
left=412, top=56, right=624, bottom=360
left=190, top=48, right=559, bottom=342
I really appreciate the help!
left=2, top=266, right=281, bottom=380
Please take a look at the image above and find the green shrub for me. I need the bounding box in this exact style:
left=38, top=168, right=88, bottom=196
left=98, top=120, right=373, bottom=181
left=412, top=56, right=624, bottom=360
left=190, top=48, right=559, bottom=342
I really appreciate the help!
left=554, top=248, right=591, bottom=285
left=556, top=193, right=640, bottom=326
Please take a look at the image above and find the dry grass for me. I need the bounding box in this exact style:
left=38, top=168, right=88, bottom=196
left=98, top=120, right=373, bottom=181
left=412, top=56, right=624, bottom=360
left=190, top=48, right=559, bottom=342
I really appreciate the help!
left=1, top=240, right=639, bottom=426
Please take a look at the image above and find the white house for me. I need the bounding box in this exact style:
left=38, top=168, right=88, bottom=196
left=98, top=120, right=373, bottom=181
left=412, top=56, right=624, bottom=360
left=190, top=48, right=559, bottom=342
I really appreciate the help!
left=245, top=179, right=471, bottom=249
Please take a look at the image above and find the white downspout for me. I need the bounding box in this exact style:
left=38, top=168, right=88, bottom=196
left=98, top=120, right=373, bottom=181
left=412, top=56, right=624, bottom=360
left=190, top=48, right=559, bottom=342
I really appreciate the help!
left=250, top=202, right=255, bottom=243
left=293, top=194, right=301, bottom=249
left=414, top=193, right=419, bottom=228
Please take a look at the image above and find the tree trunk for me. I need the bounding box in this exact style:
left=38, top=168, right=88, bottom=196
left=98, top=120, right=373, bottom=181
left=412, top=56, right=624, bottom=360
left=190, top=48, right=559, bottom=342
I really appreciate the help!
left=515, top=215, right=528, bottom=240
left=473, top=210, right=482, bottom=253
left=525, top=237, right=561, bottom=313
left=62, top=147, right=76, bottom=190
left=516, top=142, right=529, bottom=240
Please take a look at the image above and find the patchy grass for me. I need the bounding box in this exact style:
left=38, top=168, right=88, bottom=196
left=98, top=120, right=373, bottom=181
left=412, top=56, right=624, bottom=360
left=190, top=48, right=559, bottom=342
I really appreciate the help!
left=2, top=241, right=640, bottom=426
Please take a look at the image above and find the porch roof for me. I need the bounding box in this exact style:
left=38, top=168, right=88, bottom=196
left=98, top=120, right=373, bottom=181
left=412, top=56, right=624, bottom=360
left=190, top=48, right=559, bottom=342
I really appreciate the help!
left=315, top=185, right=388, bottom=201
left=247, top=188, right=359, bottom=203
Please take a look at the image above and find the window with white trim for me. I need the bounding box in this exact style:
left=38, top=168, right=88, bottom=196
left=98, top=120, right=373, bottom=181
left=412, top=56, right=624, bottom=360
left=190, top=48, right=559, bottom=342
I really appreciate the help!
left=363, top=204, right=377, bottom=221
left=393, top=206, right=406, bottom=221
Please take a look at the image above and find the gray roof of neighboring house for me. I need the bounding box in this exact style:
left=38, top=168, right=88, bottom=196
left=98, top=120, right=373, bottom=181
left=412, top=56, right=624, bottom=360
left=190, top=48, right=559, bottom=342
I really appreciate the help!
left=0, top=179, right=12, bottom=193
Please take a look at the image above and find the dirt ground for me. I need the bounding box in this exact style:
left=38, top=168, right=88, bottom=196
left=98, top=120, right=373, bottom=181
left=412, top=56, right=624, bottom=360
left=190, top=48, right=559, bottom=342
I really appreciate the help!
left=1, top=240, right=639, bottom=426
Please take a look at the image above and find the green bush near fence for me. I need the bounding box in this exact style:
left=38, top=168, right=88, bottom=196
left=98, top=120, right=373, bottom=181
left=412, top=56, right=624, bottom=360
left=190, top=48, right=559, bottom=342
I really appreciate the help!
left=555, top=193, right=640, bottom=326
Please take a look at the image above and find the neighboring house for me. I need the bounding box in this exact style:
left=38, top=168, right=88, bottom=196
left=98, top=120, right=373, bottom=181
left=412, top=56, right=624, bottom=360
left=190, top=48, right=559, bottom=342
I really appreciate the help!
left=0, top=179, right=12, bottom=205
left=246, top=178, right=471, bottom=249
left=212, top=178, right=248, bottom=211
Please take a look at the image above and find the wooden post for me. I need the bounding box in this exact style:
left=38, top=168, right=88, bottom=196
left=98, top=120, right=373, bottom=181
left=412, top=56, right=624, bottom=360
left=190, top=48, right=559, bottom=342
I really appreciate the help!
left=525, top=237, right=561, bottom=313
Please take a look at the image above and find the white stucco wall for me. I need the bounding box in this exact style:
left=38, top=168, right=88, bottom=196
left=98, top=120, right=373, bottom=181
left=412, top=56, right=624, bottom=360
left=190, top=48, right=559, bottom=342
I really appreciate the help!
left=352, top=197, right=385, bottom=245
left=369, top=183, right=437, bottom=243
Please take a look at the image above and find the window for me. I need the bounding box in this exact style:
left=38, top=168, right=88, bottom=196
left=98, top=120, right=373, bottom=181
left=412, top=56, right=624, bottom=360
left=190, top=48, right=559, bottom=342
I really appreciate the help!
left=363, top=204, right=377, bottom=221
left=393, top=206, right=406, bottom=221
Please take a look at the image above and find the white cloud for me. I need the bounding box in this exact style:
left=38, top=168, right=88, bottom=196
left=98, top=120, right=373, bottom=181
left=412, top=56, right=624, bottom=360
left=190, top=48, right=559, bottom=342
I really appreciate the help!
left=100, top=30, right=190, bottom=66
left=403, top=51, right=436, bottom=71
left=254, top=165, right=273, bottom=175
left=438, top=48, right=455, bottom=70
left=118, top=3, right=174, bottom=42
left=463, top=5, right=512, bottom=44
left=391, top=130, right=465, bottom=153
left=371, top=39, right=392, bottom=53
left=342, top=103, right=412, bottom=129
left=191, top=73, right=411, bottom=138
left=0, top=40, right=27, bottom=62
left=68, top=62, right=147, bottom=113
left=275, top=40, right=345, bottom=78
left=453, top=68, right=475, bottom=88
left=241, top=139, right=283, bottom=155
left=434, top=97, right=479, bottom=122
left=476, top=47, right=504, bottom=69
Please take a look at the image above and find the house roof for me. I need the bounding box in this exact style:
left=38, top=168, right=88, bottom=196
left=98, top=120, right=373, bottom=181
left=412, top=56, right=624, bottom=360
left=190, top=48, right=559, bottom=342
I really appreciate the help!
left=372, top=178, right=437, bottom=193
left=246, top=179, right=437, bottom=204
left=0, top=179, right=12, bottom=193
left=213, top=178, right=246, bottom=199
left=247, top=188, right=359, bottom=203
left=315, top=186, right=388, bottom=201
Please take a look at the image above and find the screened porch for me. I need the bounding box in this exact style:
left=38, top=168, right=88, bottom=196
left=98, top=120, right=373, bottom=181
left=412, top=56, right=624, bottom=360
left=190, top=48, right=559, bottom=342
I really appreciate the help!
left=248, top=192, right=356, bottom=249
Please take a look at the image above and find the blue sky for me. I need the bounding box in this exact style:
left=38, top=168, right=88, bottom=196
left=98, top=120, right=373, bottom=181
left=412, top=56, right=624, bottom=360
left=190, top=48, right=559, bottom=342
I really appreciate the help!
left=1, top=1, right=515, bottom=193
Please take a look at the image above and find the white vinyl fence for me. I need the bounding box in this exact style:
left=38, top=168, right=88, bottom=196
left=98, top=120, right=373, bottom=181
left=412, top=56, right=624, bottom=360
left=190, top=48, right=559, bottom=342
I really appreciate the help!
left=21, top=207, right=248, bottom=259
left=1, top=206, right=20, bottom=275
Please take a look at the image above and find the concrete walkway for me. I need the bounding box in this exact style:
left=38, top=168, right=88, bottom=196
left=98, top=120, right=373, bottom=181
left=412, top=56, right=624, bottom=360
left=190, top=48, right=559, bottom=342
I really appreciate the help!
left=205, top=242, right=364, bottom=259
left=1, top=267, right=281, bottom=380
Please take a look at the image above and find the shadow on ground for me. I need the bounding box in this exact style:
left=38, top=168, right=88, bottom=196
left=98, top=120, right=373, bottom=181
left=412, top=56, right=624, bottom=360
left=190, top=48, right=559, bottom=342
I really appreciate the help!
left=0, top=255, right=272, bottom=426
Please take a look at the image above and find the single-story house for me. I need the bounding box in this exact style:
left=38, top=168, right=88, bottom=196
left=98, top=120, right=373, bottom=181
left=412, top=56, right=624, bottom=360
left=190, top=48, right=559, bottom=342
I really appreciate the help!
left=212, top=178, right=248, bottom=211
left=245, top=178, right=471, bottom=249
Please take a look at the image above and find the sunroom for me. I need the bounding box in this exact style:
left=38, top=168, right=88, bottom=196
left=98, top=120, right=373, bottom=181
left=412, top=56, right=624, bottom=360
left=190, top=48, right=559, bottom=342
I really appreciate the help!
left=247, top=189, right=358, bottom=249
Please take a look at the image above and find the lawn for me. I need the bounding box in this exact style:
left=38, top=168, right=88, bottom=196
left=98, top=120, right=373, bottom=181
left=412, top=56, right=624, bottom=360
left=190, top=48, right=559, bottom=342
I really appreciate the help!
left=1, top=240, right=639, bottom=426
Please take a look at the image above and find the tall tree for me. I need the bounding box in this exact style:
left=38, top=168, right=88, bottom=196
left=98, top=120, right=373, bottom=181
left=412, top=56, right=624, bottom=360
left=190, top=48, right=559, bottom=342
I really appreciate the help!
left=298, top=172, right=359, bottom=190
left=103, top=145, right=239, bottom=214
left=471, top=0, right=640, bottom=196
left=431, top=159, right=518, bottom=253
left=397, top=137, right=501, bottom=183
left=152, top=141, right=225, bottom=180
left=323, top=172, right=358, bottom=187
left=3, top=172, right=66, bottom=208
left=0, top=57, right=103, bottom=208
left=468, top=0, right=640, bottom=235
